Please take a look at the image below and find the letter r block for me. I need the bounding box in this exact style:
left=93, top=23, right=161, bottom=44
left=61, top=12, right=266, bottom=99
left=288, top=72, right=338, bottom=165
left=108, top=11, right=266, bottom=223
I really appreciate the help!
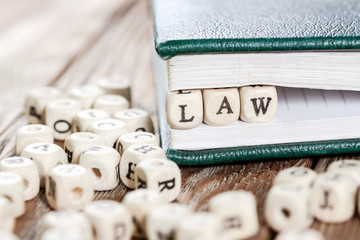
left=166, top=90, right=203, bottom=130
left=239, top=85, right=278, bottom=123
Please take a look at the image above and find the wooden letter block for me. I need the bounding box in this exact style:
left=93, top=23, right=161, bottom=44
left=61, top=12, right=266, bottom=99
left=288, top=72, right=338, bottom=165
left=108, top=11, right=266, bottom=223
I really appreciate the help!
left=311, top=172, right=357, bottom=223
left=135, top=158, right=181, bottom=202
left=175, top=213, right=221, bottom=240
left=275, top=229, right=324, bottom=240
left=93, top=94, right=129, bottom=115
left=147, top=203, right=191, bottom=240
left=239, top=85, right=278, bottom=123
left=72, top=109, right=110, bottom=133
left=166, top=90, right=203, bottom=130
left=0, top=232, right=19, bottom=240
left=209, top=190, right=259, bottom=239
left=116, top=132, right=158, bottom=155
left=265, top=184, right=313, bottom=232
left=113, top=108, right=154, bottom=133
left=79, top=146, right=120, bottom=191
left=21, top=143, right=67, bottom=188
left=25, top=87, right=62, bottom=124
left=123, top=189, right=163, bottom=238
left=64, top=132, right=107, bottom=164
left=88, top=119, right=129, bottom=147
left=120, top=143, right=167, bottom=189
left=84, top=200, right=133, bottom=240
left=69, top=85, right=104, bottom=109
left=98, top=76, right=131, bottom=102
left=45, top=98, right=82, bottom=140
left=327, top=159, right=360, bottom=184
left=0, top=197, right=15, bottom=232
left=273, top=167, right=317, bottom=187
left=0, top=172, right=25, bottom=217
left=46, top=164, right=93, bottom=210
left=40, top=228, right=90, bottom=240
left=40, top=210, right=92, bottom=238
left=15, top=124, right=53, bottom=156
left=0, top=157, right=40, bottom=201
left=203, top=88, right=240, bottom=126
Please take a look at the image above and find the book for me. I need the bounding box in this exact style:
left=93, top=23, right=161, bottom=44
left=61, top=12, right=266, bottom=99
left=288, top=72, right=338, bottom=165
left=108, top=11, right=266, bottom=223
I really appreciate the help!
left=152, top=0, right=360, bottom=165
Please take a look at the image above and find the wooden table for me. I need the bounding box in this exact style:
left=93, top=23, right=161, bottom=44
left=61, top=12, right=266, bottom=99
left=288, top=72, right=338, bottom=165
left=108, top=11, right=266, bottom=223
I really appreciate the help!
left=0, top=0, right=359, bottom=239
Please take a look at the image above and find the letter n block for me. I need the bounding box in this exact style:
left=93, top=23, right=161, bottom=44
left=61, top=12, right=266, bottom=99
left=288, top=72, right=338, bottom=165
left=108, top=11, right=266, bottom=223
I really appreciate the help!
left=239, top=85, right=278, bottom=123
left=166, top=90, right=203, bottom=130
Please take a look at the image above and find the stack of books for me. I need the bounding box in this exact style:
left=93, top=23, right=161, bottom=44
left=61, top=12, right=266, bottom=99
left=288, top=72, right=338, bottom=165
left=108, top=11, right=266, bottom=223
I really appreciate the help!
left=152, top=0, right=360, bottom=165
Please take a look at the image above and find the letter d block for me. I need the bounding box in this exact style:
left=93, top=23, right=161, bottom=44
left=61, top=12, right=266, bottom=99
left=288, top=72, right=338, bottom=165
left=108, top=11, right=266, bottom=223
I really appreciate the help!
left=46, top=165, right=93, bottom=210
left=166, top=90, right=203, bottom=130
left=240, top=85, right=278, bottom=123
left=135, top=158, right=181, bottom=202
left=203, top=88, right=240, bottom=126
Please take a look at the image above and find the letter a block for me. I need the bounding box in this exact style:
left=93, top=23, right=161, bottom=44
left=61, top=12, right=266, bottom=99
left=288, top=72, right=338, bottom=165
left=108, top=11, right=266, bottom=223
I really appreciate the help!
left=240, top=85, right=278, bottom=123
left=203, top=88, right=240, bottom=126
left=166, top=90, right=203, bottom=130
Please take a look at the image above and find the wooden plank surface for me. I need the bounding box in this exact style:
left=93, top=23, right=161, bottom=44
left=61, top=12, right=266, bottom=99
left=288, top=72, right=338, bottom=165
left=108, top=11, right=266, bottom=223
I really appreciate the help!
left=0, top=0, right=359, bottom=239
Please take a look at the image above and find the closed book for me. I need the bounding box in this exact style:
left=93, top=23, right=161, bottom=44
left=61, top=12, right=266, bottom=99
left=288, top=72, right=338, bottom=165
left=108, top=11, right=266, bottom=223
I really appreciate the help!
left=152, top=0, right=360, bottom=165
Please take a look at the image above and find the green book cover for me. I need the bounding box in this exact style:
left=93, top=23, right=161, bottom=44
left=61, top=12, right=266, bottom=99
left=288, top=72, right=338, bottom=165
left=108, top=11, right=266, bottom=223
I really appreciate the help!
left=152, top=0, right=360, bottom=165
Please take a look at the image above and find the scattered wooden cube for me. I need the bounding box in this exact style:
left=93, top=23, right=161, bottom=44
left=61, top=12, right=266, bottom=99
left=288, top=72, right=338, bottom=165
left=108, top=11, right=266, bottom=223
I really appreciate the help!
left=175, top=213, right=221, bottom=240
left=115, top=132, right=158, bottom=155
left=45, top=98, right=82, bottom=140
left=113, top=108, right=154, bottom=133
left=239, top=85, right=278, bottom=123
left=25, top=87, right=62, bottom=124
left=84, top=200, right=133, bottom=240
left=0, top=231, right=19, bottom=240
left=147, top=203, right=191, bottom=240
left=79, top=146, right=120, bottom=191
left=20, top=143, right=67, bottom=188
left=87, top=118, right=129, bottom=147
left=40, top=228, right=91, bottom=240
left=93, top=94, right=129, bottom=115
left=72, top=109, right=110, bottom=133
left=98, top=76, right=131, bottom=102
left=311, top=172, right=357, bottom=223
left=275, top=229, right=324, bottom=240
left=273, top=167, right=317, bottom=187
left=69, top=85, right=104, bottom=109
left=0, top=197, right=15, bottom=232
left=45, top=164, right=93, bottom=210
left=135, top=158, right=181, bottom=202
left=327, top=159, right=360, bottom=184
left=166, top=90, right=203, bottom=130
left=0, top=172, right=25, bottom=217
left=123, top=189, right=163, bottom=238
left=203, top=88, right=240, bottom=126
left=208, top=190, right=259, bottom=239
left=0, top=157, right=39, bottom=201
left=15, top=124, right=53, bottom=156
left=120, top=143, right=167, bottom=189
left=63, top=132, right=107, bottom=164
left=39, top=210, right=92, bottom=238
left=265, top=184, right=313, bottom=232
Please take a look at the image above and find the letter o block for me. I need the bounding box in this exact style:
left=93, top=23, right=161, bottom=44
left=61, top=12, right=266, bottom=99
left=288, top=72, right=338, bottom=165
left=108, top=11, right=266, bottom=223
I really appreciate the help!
left=25, top=87, right=62, bottom=124
left=166, top=90, right=203, bottom=130
left=0, top=172, right=25, bottom=217
left=265, top=184, right=313, bottom=232
left=45, top=98, right=82, bottom=140
left=239, top=85, right=278, bottom=123
left=84, top=200, right=133, bottom=240
left=120, top=143, right=167, bottom=189
left=0, top=157, right=40, bottom=201
left=113, top=108, right=154, bottom=133
left=15, top=124, right=53, bottom=156
left=46, top=164, right=93, bottom=210
left=203, top=88, right=240, bottom=126
left=135, top=158, right=181, bottom=202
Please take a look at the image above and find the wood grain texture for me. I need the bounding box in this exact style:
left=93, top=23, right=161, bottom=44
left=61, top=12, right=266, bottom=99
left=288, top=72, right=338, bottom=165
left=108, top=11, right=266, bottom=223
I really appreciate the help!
left=0, top=0, right=358, bottom=239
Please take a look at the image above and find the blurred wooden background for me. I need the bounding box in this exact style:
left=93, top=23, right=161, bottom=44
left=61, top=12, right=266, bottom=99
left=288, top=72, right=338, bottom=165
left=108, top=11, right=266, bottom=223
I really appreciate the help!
left=0, top=0, right=359, bottom=239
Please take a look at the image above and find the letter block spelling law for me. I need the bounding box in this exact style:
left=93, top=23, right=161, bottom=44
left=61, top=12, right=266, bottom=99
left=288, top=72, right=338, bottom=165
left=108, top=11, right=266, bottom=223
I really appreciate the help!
left=240, top=85, right=278, bottom=123
left=166, top=90, right=203, bottom=129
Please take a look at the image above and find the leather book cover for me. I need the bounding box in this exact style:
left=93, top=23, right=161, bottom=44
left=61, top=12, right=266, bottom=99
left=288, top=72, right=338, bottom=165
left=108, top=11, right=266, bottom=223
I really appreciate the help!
left=153, top=0, right=360, bottom=60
